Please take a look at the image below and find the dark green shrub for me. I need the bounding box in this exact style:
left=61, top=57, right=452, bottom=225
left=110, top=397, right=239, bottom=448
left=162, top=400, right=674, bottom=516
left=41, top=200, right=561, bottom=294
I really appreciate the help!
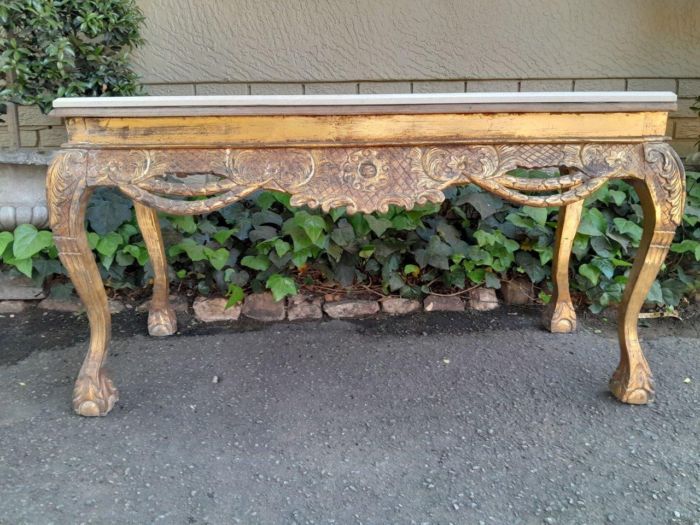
left=0, top=0, right=144, bottom=112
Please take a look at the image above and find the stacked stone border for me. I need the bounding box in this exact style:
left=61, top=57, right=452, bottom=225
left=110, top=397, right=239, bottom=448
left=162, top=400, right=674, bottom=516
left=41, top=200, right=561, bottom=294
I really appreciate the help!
left=1, top=276, right=537, bottom=321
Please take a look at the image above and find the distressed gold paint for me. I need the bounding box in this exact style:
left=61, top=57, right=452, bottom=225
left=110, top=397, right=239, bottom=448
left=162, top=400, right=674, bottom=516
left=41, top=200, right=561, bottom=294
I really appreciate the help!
left=48, top=110, right=683, bottom=416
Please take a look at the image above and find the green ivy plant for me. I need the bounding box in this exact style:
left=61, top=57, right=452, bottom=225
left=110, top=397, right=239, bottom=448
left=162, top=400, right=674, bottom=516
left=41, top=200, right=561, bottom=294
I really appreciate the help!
left=0, top=0, right=144, bottom=112
left=2, top=172, right=699, bottom=313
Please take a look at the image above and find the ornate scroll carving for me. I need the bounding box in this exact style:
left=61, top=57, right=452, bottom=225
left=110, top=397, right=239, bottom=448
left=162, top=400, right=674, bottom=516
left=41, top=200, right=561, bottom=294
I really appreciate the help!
left=643, top=143, right=686, bottom=226
left=83, top=143, right=682, bottom=216
left=48, top=150, right=118, bottom=416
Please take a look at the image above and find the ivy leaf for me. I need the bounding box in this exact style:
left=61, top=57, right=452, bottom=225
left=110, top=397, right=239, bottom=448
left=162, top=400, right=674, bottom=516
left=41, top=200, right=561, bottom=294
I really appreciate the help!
left=329, top=207, right=346, bottom=222
left=646, top=280, right=663, bottom=304
left=536, top=245, right=553, bottom=265
left=366, top=215, right=393, bottom=237
left=515, top=252, right=545, bottom=283
left=466, top=267, right=486, bottom=284
left=579, top=263, right=601, bottom=285
left=506, top=212, right=534, bottom=229
left=330, top=220, right=355, bottom=247
left=423, top=236, right=452, bottom=270
left=291, top=248, right=313, bottom=268
left=608, top=189, right=627, bottom=206
left=474, top=230, right=495, bottom=247
left=578, top=208, right=608, bottom=237
left=670, top=239, right=700, bottom=260
left=255, top=192, right=277, bottom=210
left=213, top=229, right=236, bottom=244
left=522, top=206, right=548, bottom=226
left=293, top=211, right=326, bottom=244
left=591, top=257, right=615, bottom=279
left=660, top=279, right=687, bottom=306
left=12, top=224, right=53, bottom=259
left=274, top=239, right=291, bottom=257
left=590, top=236, right=615, bottom=258
left=225, top=284, right=245, bottom=308
left=390, top=213, right=419, bottom=230
left=359, top=245, right=375, bottom=258
left=271, top=191, right=292, bottom=209
left=96, top=232, right=123, bottom=258
left=613, top=218, right=643, bottom=243
left=241, top=254, right=270, bottom=271
left=282, top=222, right=313, bottom=252
left=348, top=214, right=371, bottom=236
left=87, top=232, right=100, bottom=250
left=122, top=244, right=149, bottom=266
left=169, top=239, right=206, bottom=262
left=484, top=271, right=501, bottom=289
left=206, top=248, right=230, bottom=270
left=86, top=189, right=133, bottom=235
left=461, top=190, right=504, bottom=219
left=403, top=264, right=420, bottom=277
left=436, top=221, right=463, bottom=248
left=13, top=258, right=33, bottom=278
left=249, top=225, right=279, bottom=243
left=0, top=231, right=12, bottom=257
left=252, top=210, right=284, bottom=227
left=266, top=274, right=297, bottom=302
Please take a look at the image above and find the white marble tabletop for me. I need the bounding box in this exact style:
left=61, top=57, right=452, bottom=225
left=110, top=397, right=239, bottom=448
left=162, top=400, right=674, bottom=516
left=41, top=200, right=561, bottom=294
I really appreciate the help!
left=53, top=91, right=676, bottom=108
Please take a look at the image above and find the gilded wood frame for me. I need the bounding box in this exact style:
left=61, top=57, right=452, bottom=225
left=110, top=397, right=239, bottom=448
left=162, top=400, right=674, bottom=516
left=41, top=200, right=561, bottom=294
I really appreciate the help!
left=47, top=109, right=685, bottom=416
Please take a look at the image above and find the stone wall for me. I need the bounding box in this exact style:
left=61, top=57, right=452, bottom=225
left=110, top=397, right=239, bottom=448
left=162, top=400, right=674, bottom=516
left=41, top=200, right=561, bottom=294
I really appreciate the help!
left=2, top=0, right=699, bottom=154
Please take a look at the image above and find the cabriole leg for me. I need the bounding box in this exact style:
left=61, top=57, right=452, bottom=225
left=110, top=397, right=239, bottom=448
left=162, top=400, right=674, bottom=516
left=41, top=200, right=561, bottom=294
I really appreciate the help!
left=543, top=199, right=583, bottom=333
left=48, top=152, right=118, bottom=416
left=134, top=202, right=177, bottom=336
left=610, top=145, right=685, bottom=404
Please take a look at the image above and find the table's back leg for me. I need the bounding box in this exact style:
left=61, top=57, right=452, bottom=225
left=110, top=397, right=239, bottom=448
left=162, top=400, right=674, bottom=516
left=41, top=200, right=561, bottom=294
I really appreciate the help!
left=543, top=200, right=583, bottom=333
left=610, top=145, right=685, bottom=404
left=134, top=202, right=177, bottom=336
left=48, top=152, right=118, bottom=416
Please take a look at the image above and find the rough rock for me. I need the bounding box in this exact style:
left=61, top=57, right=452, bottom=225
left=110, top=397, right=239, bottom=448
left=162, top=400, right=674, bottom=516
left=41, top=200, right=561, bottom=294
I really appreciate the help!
left=423, top=295, right=464, bottom=312
left=381, top=297, right=421, bottom=315
left=0, top=274, right=45, bottom=300
left=0, top=300, right=28, bottom=314
left=287, top=295, right=323, bottom=321
left=323, top=299, right=380, bottom=319
left=193, top=296, right=241, bottom=322
left=108, top=300, right=125, bottom=314
left=468, top=287, right=499, bottom=311
left=500, top=278, right=533, bottom=305
left=37, top=296, right=82, bottom=313
left=242, top=292, right=286, bottom=321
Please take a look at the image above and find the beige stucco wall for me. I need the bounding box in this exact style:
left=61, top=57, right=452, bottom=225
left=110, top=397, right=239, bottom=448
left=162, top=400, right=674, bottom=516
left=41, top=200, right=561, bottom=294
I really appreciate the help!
left=133, top=0, right=700, bottom=82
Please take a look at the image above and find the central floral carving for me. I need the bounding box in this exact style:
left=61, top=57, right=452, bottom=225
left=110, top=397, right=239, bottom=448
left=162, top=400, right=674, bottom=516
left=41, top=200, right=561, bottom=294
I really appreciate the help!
left=341, top=150, right=389, bottom=191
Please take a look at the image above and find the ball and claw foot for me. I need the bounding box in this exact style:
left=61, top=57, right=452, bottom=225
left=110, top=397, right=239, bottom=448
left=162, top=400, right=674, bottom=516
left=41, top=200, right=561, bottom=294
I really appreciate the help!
left=609, top=364, right=655, bottom=405
left=543, top=300, right=577, bottom=333
left=148, top=307, right=177, bottom=337
left=73, top=370, right=119, bottom=416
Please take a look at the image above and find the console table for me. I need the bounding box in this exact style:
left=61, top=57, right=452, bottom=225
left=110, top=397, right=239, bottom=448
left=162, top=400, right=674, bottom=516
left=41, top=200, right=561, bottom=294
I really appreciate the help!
left=48, top=92, right=685, bottom=416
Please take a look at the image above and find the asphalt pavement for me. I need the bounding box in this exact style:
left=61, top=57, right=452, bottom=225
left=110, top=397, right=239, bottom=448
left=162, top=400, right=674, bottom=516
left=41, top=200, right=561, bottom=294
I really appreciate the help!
left=0, top=306, right=698, bottom=524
